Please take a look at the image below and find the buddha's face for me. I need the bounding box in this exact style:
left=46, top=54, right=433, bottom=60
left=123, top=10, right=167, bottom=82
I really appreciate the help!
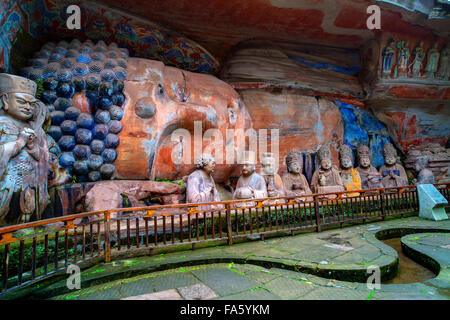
left=288, top=161, right=302, bottom=174
left=340, top=156, right=353, bottom=169
left=261, top=158, right=275, bottom=176
left=242, top=162, right=255, bottom=177
left=320, top=159, right=332, bottom=171
left=359, top=156, right=371, bottom=168
left=203, top=160, right=216, bottom=174
left=2, top=92, right=37, bottom=121
left=385, top=155, right=396, bottom=166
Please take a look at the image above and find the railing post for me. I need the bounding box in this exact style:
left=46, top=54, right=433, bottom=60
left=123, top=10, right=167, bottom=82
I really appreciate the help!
left=226, top=203, right=233, bottom=245
left=104, top=212, right=111, bottom=263
left=314, top=196, right=321, bottom=232
left=380, top=191, right=386, bottom=221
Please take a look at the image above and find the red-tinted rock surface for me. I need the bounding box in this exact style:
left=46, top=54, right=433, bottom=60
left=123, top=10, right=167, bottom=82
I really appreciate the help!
left=84, top=180, right=185, bottom=212
left=368, top=102, right=450, bottom=154
left=236, top=90, right=344, bottom=173
left=115, top=57, right=253, bottom=182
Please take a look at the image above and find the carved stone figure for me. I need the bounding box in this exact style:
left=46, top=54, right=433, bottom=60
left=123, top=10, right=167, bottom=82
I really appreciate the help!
left=339, top=145, right=361, bottom=197
left=186, top=153, right=221, bottom=210
left=355, top=144, right=383, bottom=190
left=281, top=149, right=312, bottom=202
left=379, top=143, right=408, bottom=188
left=409, top=41, right=425, bottom=78
left=414, top=157, right=435, bottom=185
left=381, top=40, right=396, bottom=79
left=0, top=73, right=50, bottom=225
left=311, top=145, right=344, bottom=196
left=396, top=40, right=410, bottom=78
left=437, top=43, right=450, bottom=80
left=233, top=152, right=268, bottom=208
left=424, top=43, right=440, bottom=79
left=261, top=152, right=284, bottom=198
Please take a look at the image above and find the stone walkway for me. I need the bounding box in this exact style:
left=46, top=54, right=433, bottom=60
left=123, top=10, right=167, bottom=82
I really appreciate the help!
left=16, top=215, right=450, bottom=300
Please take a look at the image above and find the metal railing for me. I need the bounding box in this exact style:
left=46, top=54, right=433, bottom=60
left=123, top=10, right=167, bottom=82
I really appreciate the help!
left=0, top=182, right=449, bottom=294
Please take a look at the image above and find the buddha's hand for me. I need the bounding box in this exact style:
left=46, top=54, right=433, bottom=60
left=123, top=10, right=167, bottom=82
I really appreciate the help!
left=20, top=128, right=36, bottom=147
left=319, top=175, right=326, bottom=186
left=205, top=184, right=214, bottom=193
left=292, top=183, right=303, bottom=190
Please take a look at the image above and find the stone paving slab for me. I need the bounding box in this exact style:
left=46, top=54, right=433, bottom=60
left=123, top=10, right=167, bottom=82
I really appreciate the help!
left=122, top=289, right=182, bottom=300
left=51, top=261, right=449, bottom=300
left=190, top=266, right=258, bottom=297
left=177, top=283, right=218, bottom=300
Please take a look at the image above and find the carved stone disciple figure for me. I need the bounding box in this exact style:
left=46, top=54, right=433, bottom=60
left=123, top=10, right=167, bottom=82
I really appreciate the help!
left=437, top=43, right=450, bottom=80
left=233, top=151, right=268, bottom=208
left=338, top=145, right=362, bottom=197
left=396, top=40, right=410, bottom=78
left=379, top=143, right=408, bottom=188
left=261, top=152, right=284, bottom=198
left=186, top=153, right=221, bottom=210
left=381, top=39, right=396, bottom=79
left=311, top=145, right=344, bottom=195
left=410, top=41, right=425, bottom=78
left=355, top=144, right=383, bottom=190
left=424, top=43, right=440, bottom=79
left=414, top=157, right=435, bottom=185
left=0, top=73, right=50, bottom=225
left=281, top=149, right=312, bottom=202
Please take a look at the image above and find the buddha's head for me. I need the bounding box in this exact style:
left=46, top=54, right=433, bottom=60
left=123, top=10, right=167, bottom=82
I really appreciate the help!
left=286, top=149, right=303, bottom=175
left=0, top=74, right=38, bottom=122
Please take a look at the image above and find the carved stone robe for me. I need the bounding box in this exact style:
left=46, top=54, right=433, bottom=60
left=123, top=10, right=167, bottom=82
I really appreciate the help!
left=340, top=168, right=362, bottom=197
left=0, top=116, right=49, bottom=225
left=379, top=163, right=408, bottom=188
left=186, top=169, right=221, bottom=210
left=356, top=165, right=383, bottom=190
left=281, top=172, right=312, bottom=202
left=264, top=174, right=285, bottom=198
left=233, top=172, right=267, bottom=208
left=263, top=173, right=285, bottom=205
left=311, top=167, right=345, bottom=196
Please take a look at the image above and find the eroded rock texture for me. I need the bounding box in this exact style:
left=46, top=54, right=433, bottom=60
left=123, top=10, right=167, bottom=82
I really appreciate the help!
left=368, top=102, right=450, bottom=154
left=237, top=90, right=344, bottom=173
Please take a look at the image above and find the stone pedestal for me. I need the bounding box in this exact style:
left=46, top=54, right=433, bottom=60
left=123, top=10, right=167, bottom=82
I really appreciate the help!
left=417, top=184, right=448, bottom=221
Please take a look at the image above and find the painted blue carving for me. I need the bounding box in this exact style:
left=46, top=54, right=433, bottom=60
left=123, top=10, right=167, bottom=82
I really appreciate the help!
left=334, top=100, right=391, bottom=169
left=287, top=55, right=360, bottom=75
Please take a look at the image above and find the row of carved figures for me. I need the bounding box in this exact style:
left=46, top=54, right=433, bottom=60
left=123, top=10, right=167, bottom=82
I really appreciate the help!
left=185, top=142, right=424, bottom=209
left=381, top=40, right=449, bottom=80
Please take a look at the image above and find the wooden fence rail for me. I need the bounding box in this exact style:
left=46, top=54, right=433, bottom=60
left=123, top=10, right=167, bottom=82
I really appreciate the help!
left=0, top=183, right=449, bottom=294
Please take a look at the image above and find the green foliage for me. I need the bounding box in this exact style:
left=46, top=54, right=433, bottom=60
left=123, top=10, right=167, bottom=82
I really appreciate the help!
left=0, top=237, right=79, bottom=279
left=34, top=78, right=45, bottom=99
left=155, top=178, right=186, bottom=188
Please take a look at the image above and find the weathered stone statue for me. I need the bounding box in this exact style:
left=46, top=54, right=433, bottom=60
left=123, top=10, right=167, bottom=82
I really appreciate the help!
left=396, top=40, right=410, bottom=78
left=355, top=144, right=383, bottom=189
left=311, top=145, right=344, bottom=195
left=233, top=152, right=267, bottom=208
left=414, top=157, right=435, bottom=185
left=261, top=152, right=284, bottom=198
left=281, top=149, right=312, bottom=201
left=186, top=153, right=221, bottom=210
left=339, top=145, right=361, bottom=197
left=410, top=41, right=425, bottom=78
left=437, top=43, right=449, bottom=80
left=424, top=43, right=440, bottom=79
left=0, top=73, right=50, bottom=225
left=381, top=39, right=396, bottom=79
left=379, top=143, right=408, bottom=188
